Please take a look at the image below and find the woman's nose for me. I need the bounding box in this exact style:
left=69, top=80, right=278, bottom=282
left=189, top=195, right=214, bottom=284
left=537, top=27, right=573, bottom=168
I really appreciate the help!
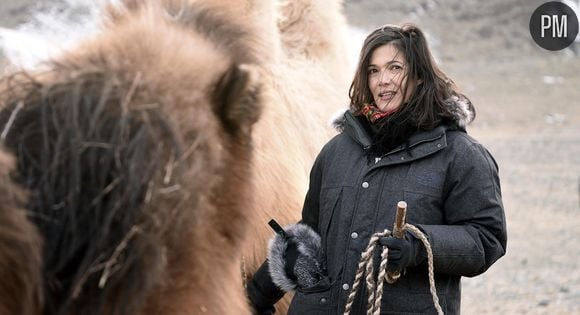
left=378, top=70, right=392, bottom=85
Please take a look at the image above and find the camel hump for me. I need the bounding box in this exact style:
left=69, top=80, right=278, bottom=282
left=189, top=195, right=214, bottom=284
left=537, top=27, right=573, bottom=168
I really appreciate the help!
left=278, top=0, right=350, bottom=68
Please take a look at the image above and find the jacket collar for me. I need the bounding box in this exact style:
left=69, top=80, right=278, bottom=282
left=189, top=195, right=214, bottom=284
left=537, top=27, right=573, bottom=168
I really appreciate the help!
left=342, top=110, right=373, bottom=149
left=332, top=95, right=474, bottom=152
left=335, top=110, right=445, bottom=154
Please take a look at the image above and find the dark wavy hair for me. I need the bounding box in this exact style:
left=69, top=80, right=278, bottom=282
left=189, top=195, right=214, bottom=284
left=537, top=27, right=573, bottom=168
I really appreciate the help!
left=349, top=23, right=467, bottom=129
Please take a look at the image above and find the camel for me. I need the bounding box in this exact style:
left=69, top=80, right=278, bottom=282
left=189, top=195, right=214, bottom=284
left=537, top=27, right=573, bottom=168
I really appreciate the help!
left=0, top=0, right=350, bottom=314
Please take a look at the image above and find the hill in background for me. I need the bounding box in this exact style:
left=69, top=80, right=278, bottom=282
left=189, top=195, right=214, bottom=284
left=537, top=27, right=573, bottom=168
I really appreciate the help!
left=344, top=0, right=575, bottom=62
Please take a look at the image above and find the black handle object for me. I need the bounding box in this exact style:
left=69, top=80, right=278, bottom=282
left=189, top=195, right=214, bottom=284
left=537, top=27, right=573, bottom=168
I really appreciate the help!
left=268, top=219, right=299, bottom=283
left=268, top=219, right=289, bottom=238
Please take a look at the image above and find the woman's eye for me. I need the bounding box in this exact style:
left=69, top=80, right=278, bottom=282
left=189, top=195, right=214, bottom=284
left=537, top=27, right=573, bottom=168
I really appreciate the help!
left=391, top=65, right=402, bottom=71
left=368, top=68, right=378, bottom=74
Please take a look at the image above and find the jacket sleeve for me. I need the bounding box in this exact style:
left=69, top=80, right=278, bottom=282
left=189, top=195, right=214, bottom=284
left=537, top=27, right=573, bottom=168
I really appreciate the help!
left=417, top=141, right=507, bottom=277
left=247, top=260, right=285, bottom=314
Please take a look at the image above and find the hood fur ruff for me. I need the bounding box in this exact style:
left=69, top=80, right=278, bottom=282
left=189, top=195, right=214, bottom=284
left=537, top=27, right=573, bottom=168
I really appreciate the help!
left=443, top=95, right=475, bottom=128
left=267, top=223, right=325, bottom=292
left=331, top=95, right=475, bottom=131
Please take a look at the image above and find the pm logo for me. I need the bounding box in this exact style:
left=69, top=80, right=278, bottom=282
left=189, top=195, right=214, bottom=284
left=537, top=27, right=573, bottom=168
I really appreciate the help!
left=530, top=1, right=579, bottom=51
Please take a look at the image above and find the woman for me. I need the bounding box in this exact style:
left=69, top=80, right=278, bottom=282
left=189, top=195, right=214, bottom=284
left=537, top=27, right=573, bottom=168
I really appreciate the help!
left=247, top=24, right=507, bottom=315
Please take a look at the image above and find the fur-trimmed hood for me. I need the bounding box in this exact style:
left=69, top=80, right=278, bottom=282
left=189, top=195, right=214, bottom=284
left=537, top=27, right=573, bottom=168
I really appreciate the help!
left=442, top=95, right=476, bottom=129
left=330, top=95, right=475, bottom=158
left=332, top=95, right=475, bottom=132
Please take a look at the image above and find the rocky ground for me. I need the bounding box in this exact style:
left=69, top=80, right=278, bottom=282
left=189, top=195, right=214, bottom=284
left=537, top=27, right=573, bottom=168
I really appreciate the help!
left=1, top=0, right=579, bottom=314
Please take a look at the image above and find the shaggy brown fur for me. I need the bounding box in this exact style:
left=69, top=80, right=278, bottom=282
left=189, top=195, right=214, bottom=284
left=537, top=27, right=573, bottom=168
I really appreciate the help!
left=0, top=150, right=43, bottom=315
left=109, top=1, right=351, bottom=313
left=0, top=0, right=349, bottom=314
left=236, top=0, right=350, bottom=312
left=0, top=1, right=261, bottom=314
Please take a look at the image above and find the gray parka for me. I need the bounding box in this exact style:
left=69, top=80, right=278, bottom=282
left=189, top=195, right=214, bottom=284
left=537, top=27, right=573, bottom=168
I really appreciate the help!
left=287, top=111, right=507, bottom=315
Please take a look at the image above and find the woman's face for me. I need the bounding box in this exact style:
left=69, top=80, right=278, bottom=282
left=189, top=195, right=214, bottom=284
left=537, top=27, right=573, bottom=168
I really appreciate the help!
left=367, top=44, right=417, bottom=111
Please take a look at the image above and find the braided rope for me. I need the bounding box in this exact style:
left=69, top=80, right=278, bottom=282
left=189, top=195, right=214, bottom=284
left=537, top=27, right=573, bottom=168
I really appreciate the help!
left=363, top=232, right=382, bottom=315
left=405, top=224, right=443, bottom=315
left=343, top=225, right=444, bottom=315
left=372, top=244, right=390, bottom=314
left=343, top=229, right=390, bottom=314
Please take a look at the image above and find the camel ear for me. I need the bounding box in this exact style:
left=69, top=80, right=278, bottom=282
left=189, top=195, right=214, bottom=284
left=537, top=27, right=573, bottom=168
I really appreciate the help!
left=212, top=64, right=262, bottom=136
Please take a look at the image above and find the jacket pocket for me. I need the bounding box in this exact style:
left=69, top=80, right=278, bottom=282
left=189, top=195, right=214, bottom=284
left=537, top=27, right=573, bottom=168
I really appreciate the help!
left=298, top=276, right=331, bottom=293
left=319, top=187, right=341, bottom=238
left=318, top=187, right=342, bottom=280
left=288, top=278, right=335, bottom=315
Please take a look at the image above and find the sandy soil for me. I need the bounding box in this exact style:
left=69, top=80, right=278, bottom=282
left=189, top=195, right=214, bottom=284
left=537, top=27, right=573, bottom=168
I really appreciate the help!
left=459, top=58, right=580, bottom=314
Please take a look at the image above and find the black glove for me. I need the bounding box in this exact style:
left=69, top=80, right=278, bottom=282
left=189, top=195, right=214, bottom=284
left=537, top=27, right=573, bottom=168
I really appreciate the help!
left=378, top=232, right=424, bottom=272
left=247, top=261, right=285, bottom=315
left=283, top=236, right=300, bottom=285
left=267, top=222, right=326, bottom=291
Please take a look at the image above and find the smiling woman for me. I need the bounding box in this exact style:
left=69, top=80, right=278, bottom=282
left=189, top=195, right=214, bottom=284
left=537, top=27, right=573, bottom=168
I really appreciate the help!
left=348, top=24, right=475, bottom=158
left=247, top=23, right=505, bottom=315
left=366, top=44, right=418, bottom=114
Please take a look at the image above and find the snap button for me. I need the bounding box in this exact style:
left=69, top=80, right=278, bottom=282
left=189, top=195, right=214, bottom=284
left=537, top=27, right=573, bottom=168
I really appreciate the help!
left=362, top=182, right=369, bottom=188
left=342, top=283, right=350, bottom=290
left=351, top=232, right=358, bottom=239
left=437, top=143, right=442, bottom=148
left=400, top=157, right=405, bottom=161
left=320, top=297, right=327, bottom=304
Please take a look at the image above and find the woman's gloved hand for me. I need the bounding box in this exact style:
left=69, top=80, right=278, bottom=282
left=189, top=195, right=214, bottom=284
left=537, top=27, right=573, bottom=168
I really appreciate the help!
left=246, top=261, right=285, bottom=315
left=268, top=223, right=326, bottom=291
left=378, top=232, right=425, bottom=272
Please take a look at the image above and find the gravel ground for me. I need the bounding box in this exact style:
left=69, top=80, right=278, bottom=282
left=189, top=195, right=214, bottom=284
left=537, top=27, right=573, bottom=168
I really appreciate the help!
left=452, top=50, right=580, bottom=314
left=464, top=125, right=580, bottom=314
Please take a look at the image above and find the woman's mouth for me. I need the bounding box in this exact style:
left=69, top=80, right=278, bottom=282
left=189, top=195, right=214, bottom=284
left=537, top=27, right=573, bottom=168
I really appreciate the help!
left=379, top=91, right=396, bottom=101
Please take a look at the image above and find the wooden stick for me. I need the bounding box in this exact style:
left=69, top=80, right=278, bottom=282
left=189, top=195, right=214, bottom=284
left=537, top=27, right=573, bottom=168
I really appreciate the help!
left=392, top=201, right=407, bottom=238
left=386, top=201, right=407, bottom=284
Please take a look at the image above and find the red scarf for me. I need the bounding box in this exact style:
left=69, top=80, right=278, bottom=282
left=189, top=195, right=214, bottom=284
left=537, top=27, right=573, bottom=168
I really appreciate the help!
left=361, top=103, right=396, bottom=123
